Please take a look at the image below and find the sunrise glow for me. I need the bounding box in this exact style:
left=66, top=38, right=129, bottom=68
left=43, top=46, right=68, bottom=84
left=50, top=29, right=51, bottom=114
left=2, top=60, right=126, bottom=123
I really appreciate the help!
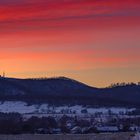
left=0, top=0, right=140, bottom=87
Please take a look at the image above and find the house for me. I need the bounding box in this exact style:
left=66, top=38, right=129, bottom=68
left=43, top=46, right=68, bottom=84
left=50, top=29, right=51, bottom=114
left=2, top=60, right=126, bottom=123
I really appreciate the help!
left=35, top=128, right=50, bottom=134
left=96, top=126, right=119, bottom=132
left=82, top=126, right=98, bottom=134
left=71, top=126, right=82, bottom=134
left=129, top=125, right=139, bottom=131
left=52, top=128, right=61, bottom=134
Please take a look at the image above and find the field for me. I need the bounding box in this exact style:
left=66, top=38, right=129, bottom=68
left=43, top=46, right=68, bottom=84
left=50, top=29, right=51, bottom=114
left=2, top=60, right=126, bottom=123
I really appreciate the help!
left=0, top=133, right=135, bottom=140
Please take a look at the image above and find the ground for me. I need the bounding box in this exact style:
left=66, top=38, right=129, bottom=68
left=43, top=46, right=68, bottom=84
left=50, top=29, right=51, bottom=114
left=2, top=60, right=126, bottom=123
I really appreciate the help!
left=0, top=133, right=136, bottom=140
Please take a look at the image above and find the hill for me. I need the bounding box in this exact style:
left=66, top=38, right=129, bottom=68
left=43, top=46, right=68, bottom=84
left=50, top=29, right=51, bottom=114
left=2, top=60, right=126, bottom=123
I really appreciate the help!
left=0, top=77, right=140, bottom=107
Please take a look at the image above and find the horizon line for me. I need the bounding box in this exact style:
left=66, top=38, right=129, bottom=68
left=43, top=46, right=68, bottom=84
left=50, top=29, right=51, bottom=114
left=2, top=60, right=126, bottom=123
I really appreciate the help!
left=1, top=75, right=140, bottom=88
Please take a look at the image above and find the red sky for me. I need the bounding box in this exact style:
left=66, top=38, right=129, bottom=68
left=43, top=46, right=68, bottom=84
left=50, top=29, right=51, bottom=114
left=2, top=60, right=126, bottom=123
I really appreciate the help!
left=0, top=0, right=140, bottom=87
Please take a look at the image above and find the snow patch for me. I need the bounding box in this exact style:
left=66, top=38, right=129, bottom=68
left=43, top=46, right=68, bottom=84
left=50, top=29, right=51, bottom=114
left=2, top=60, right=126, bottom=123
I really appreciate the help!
left=0, top=101, right=136, bottom=115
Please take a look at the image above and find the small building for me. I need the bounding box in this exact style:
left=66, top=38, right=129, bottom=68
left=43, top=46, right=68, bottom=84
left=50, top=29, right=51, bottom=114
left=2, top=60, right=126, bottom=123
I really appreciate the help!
left=129, top=125, right=139, bottom=131
left=71, top=126, right=82, bottom=134
left=96, top=126, right=119, bottom=132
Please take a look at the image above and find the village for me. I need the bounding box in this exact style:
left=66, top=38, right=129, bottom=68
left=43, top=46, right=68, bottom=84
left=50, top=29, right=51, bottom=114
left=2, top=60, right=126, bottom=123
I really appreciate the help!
left=24, top=110, right=140, bottom=134
left=0, top=106, right=139, bottom=134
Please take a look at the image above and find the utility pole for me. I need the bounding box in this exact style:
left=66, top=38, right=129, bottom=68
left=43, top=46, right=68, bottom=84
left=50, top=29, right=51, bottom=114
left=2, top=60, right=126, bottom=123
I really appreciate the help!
left=3, top=72, right=5, bottom=78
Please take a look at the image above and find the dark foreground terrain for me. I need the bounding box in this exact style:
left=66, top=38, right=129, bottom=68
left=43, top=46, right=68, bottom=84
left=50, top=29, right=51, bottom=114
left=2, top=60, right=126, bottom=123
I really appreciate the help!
left=0, top=133, right=136, bottom=140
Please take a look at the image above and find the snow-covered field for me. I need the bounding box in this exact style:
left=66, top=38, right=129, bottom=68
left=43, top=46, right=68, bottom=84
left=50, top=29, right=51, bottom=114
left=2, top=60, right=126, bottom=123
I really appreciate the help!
left=0, top=101, right=136, bottom=115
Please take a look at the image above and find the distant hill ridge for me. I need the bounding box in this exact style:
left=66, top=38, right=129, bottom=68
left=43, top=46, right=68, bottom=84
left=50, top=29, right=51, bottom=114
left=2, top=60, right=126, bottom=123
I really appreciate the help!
left=0, top=77, right=140, bottom=107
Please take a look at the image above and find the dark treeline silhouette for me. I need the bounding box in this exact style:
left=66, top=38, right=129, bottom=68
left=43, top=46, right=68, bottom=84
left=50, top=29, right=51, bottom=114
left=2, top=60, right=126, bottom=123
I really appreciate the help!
left=108, top=82, right=140, bottom=88
left=0, top=112, right=57, bottom=134
left=0, top=112, right=140, bottom=134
